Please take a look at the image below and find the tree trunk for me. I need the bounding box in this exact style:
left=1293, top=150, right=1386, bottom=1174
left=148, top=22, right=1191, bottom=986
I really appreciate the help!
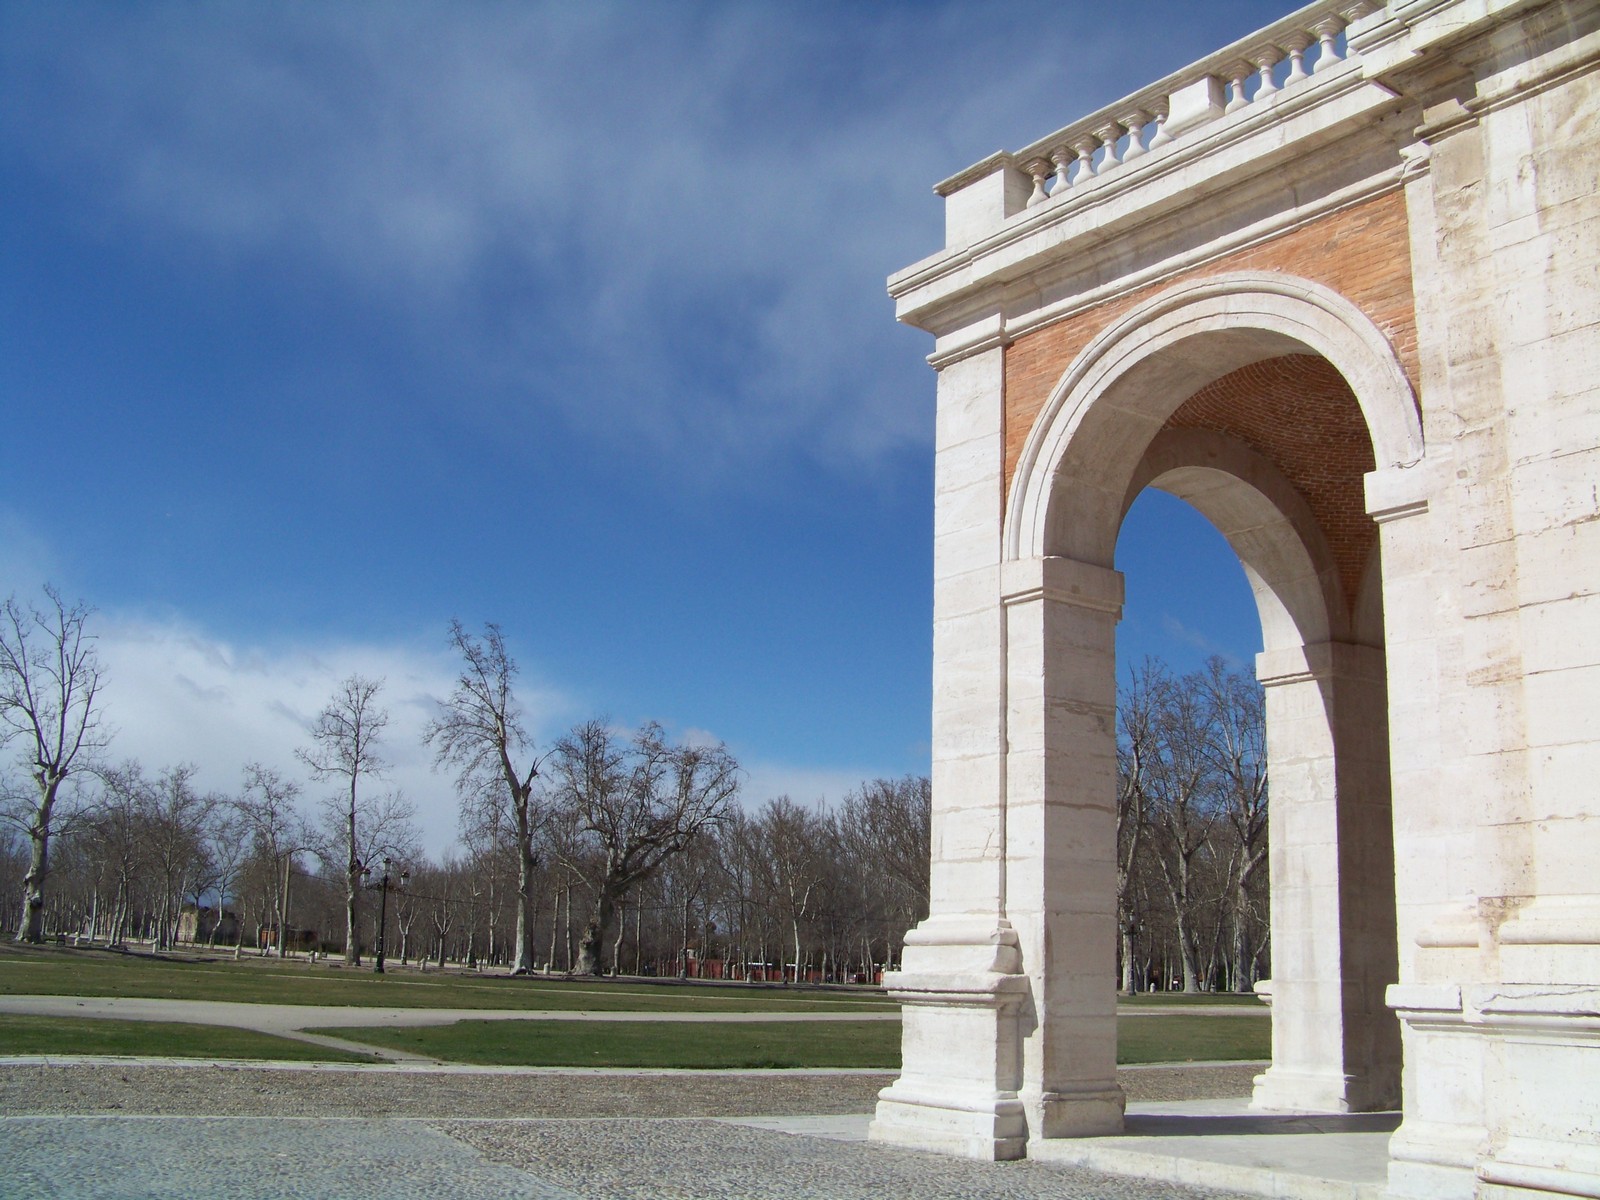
left=679, top=895, right=691, bottom=979
left=563, top=884, right=574, bottom=972
left=511, top=844, right=535, bottom=974
left=16, top=777, right=62, bottom=944
left=611, top=901, right=626, bottom=977
left=344, top=786, right=360, bottom=966
left=1174, top=909, right=1200, bottom=992
left=576, top=886, right=616, bottom=976
left=548, top=883, right=562, bottom=972
left=345, top=861, right=361, bottom=965
left=18, top=823, right=50, bottom=943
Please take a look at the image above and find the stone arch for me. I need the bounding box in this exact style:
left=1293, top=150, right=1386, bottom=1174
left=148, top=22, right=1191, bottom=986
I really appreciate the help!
left=1006, top=272, right=1422, bottom=568
left=1124, top=426, right=1348, bottom=653
left=995, top=273, right=1413, bottom=1130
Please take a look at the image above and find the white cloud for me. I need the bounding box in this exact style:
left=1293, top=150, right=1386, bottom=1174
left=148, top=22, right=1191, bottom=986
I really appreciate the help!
left=89, top=612, right=569, bottom=853
left=81, top=609, right=899, bottom=846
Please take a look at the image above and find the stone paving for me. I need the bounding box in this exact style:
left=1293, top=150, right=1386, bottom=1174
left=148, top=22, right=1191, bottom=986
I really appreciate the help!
left=0, top=1061, right=1266, bottom=1200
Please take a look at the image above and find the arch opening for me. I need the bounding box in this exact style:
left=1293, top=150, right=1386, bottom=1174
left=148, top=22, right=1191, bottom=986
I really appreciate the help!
left=1006, top=278, right=1412, bottom=1129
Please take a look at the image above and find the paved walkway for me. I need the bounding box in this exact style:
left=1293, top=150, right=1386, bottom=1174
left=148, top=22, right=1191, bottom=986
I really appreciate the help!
left=0, top=1089, right=1394, bottom=1200
left=2, top=995, right=1372, bottom=1199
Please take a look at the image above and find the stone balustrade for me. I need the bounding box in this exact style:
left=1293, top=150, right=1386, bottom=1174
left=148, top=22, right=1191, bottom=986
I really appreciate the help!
left=940, top=0, right=1384, bottom=221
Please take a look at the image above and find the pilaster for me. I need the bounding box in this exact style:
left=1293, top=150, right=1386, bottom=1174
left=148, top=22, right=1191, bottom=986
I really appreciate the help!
left=1002, top=555, right=1127, bottom=1140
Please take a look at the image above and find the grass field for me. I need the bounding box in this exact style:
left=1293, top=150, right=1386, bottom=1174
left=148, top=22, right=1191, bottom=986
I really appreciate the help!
left=318, top=1018, right=903, bottom=1068
left=313, top=1012, right=1268, bottom=1068
left=0, top=944, right=896, bottom=1012
left=0, top=1014, right=374, bottom=1062
left=1115, top=1013, right=1269, bottom=1063
left=0, top=943, right=1269, bottom=1069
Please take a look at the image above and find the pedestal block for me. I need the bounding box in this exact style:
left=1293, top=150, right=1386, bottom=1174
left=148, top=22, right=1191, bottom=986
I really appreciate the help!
left=869, top=916, right=1030, bottom=1160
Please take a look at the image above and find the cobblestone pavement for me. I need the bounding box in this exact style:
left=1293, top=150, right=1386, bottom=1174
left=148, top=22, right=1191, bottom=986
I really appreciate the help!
left=0, top=1061, right=1261, bottom=1117
left=0, top=1063, right=1264, bottom=1200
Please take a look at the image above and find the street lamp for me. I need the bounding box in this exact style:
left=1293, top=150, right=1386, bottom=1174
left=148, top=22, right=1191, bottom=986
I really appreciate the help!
left=361, top=857, right=410, bottom=975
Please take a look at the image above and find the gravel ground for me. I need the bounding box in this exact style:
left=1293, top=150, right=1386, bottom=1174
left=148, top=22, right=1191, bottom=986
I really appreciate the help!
left=0, top=1061, right=1261, bottom=1118
left=444, top=1117, right=1251, bottom=1200
left=0, top=1063, right=1264, bottom=1200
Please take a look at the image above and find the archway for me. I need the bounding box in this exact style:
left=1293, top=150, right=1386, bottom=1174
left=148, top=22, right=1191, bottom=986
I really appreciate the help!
left=1000, top=274, right=1417, bottom=1136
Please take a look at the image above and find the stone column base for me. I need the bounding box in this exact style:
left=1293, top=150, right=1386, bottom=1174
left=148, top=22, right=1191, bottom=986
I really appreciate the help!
left=868, top=917, right=1031, bottom=1161
left=1251, top=1065, right=1366, bottom=1113
left=872, top=1086, right=1027, bottom=1161
left=1028, top=1083, right=1126, bottom=1139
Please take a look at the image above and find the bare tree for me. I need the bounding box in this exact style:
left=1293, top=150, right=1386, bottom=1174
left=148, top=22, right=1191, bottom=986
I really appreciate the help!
left=235, top=764, right=312, bottom=956
left=297, top=676, right=388, bottom=965
left=1142, top=665, right=1221, bottom=992
left=1197, top=657, right=1269, bottom=991
left=200, top=804, right=251, bottom=949
left=425, top=621, right=546, bottom=974
left=0, top=587, right=110, bottom=943
left=138, top=764, right=216, bottom=950
left=1117, top=660, right=1160, bottom=993
left=551, top=720, right=738, bottom=975
left=757, top=797, right=827, bottom=983
left=86, top=764, right=147, bottom=946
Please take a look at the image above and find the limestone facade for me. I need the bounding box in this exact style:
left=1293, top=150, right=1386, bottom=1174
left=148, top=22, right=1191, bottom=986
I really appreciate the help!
left=867, top=1, right=1600, bottom=1196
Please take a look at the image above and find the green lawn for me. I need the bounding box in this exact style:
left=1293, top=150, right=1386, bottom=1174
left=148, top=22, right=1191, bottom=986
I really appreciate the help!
left=0, top=944, right=895, bottom=1013
left=317, top=1018, right=903, bottom=1069
left=0, top=945, right=1269, bottom=1069
left=314, top=1012, right=1269, bottom=1069
left=0, top=1014, right=374, bottom=1062
left=1116, top=1013, right=1269, bottom=1063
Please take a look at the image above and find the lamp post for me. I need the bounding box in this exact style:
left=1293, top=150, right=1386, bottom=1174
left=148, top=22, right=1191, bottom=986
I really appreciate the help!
left=361, top=857, right=409, bottom=975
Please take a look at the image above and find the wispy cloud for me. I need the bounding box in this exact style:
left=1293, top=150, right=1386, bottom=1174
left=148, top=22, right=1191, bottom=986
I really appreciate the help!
left=88, top=611, right=570, bottom=851
left=0, top=508, right=63, bottom=591
left=1158, top=613, right=1247, bottom=669
left=4, top=1, right=1260, bottom=485
left=2, top=4, right=1026, bottom=481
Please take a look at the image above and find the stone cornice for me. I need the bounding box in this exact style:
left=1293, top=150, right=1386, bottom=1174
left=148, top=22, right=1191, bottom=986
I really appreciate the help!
left=890, top=68, right=1405, bottom=336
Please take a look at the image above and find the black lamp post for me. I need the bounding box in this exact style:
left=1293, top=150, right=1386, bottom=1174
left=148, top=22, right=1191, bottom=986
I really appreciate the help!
left=362, top=857, right=409, bottom=975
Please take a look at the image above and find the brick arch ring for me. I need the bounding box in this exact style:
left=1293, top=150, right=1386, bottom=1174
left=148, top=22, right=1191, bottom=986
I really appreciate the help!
left=1005, top=272, right=1424, bottom=566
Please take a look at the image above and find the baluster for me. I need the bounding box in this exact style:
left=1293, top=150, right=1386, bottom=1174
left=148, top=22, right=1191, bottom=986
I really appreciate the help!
left=1222, top=61, right=1248, bottom=113
left=1050, top=146, right=1075, bottom=193
left=1312, top=16, right=1346, bottom=71
left=1023, top=158, right=1052, bottom=206
left=1252, top=47, right=1283, bottom=100
left=1147, top=99, right=1172, bottom=149
left=1224, top=62, right=1252, bottom=114
left=1071, top=135, right=1099, bottom=182
left=1094, top=122, right=1124, bottom=174
left=1119, top=110, right=1150, bottom=162
left=1282, top=31, right=1313, bottom=84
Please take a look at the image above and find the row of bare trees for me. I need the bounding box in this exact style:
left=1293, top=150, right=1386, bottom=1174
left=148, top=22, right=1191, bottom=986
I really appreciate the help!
left=1, top=585, right=1269, bottom=992
left=0, top=593, right=925, bottom=976
left=1118, top=656, right=1269, bottom=992
left=365, top=777, right=931, bottom=982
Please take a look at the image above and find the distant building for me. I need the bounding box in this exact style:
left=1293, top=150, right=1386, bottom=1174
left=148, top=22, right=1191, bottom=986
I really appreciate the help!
left=176, top=904, right=239, bottom=945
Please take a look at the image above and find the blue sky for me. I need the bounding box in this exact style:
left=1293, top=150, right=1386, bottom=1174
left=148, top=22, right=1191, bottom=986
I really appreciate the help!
left=2, top=1, right=1280, bottom=851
